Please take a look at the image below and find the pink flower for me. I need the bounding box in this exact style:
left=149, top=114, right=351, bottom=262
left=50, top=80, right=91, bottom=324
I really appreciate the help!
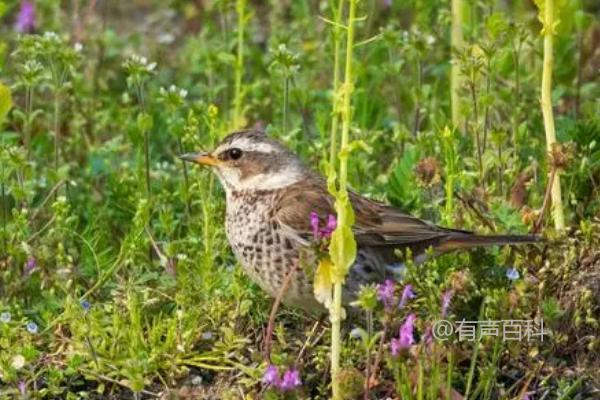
left=14, top=1, right=36, bottom=33
left=377, top=279, right=395, bottom=309
left=399, top=284, right=415, bottom=308
left=24, top=256, right=36, bottom=273
left=262, top=364, right=281, bottom=386
left=321, top=214, right=337, bottom=238
left=262, top=364, right=302, bottom=392
left=309, top=212, right=337, bottom=240
left=310, top=211, right=320, bottom=240
left=441, top=290, right=453, bottom=317
left=18, top=381, right=26, bottom=395
left=279, top=368, right=302, bottom=391
left=391, top=313, right=416, bottom=356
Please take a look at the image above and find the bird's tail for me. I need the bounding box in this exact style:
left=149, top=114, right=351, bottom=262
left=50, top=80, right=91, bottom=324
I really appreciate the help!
left=438, top=233, right=541, bottom=252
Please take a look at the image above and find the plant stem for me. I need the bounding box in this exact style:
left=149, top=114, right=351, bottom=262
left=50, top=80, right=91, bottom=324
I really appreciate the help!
left=53, top=90, right=61, bottom=174
left=482, top=57, right=491, bottom=152
left=24, top=86, right=32, bottom=158
left=451, top=0, right=464, bottom=128
left=364, top=310, right=372, bottom=400
left=539, top=0, right=565, bottom=231
left=331, top=2, right=357, bottom=398
left=329, top=0, right=345, bottom=168
left=283, top=76, right=289, bottom=134
left=412, top=59, right=423, bottom=137
left=177, top=138, right=191, bottom=218
left=137, top=83, right=151, bottom=197
left=469, top=80, right=484, bottom=185
left=233, top=0, right=246, bottom=129
left=1, top=163, right=6, bottom=254
left=331, top=281, right=343, bottom=397
left=533, top=166, right=557, bottom=234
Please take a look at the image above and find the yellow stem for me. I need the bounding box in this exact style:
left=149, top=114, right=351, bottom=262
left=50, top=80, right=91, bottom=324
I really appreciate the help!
left=233, top=0, right=246, bottom=129
left=331, top=1, right=357, bottom=398
left=540, top=0, right=565, bottom=230
left=451, top=0, right=463, bottom=128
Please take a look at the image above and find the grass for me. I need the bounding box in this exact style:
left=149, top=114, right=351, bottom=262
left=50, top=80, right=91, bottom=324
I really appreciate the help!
left=0, top=1, right=599, bottom=399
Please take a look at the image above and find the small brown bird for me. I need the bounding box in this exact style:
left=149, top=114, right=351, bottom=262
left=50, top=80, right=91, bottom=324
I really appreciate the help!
left=181, top=129, right=538, bottom=311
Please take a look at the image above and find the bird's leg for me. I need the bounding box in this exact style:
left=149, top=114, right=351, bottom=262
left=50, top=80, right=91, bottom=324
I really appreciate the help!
left=263, top=264, right=298, bottom=362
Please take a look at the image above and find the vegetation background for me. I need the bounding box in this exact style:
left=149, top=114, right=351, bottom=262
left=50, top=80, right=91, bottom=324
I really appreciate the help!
left=0, top=0, right=599, bottom=399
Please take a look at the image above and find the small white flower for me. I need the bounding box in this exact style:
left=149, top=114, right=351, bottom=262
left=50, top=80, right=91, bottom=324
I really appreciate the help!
left=179, top=89, right=188, bottom=98
left=11, top=355, right=25, bottom=370
left=74, top=42, right=83, bottom=52
left=169, top=84, right=176, bottom=92
left=349, top=327, right=362, bottom=339
left=26, top=322, right=38, bottom=334
left=44, top=31, right=59, bottom=40
left=426, top=35, right=436, bottom=45
left=140, top=57, right=148, bottom=65
left=147, top=62, right=157, bottom=71
left=1, top=312, right=12, bottom=323
left=159, top=87, right=167, bottom=96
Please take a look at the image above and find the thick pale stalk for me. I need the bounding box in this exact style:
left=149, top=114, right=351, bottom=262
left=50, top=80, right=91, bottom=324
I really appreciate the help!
left=540, top=0, right=565, bottom=230
left=233, top=0, right=246, bottom=129
left=329, top=0, right=345, bottom=167
left=331, top=1, right=357, bottom=398
left=450, top=0, right=463, bottom=128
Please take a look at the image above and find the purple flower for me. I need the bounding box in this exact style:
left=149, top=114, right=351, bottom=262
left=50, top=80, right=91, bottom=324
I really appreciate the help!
left=279, top=368, right=302, bottom=391
left=309, top=212, right=337, bottom=240
left=391, top=313, right=416, bottom=356
left=441, top=290, right=453, bottom=318
left=262, top=364, right=281, bottom=387
left=24, top=256, right=36, bottom=273
left=80, top=300, right=91, bottom=311
left=377, top=279, right=395, bottom=309
left=310, top=211, right=320, bottom=240
left=14, top=1, right=36, bottom=33
left=422, top=325, right=433, bottom=345
left=399, top=284, right=415, bottom=308
left=320, top=214, right=337, bottom=238
left=18, top=380, right=26, bottom=395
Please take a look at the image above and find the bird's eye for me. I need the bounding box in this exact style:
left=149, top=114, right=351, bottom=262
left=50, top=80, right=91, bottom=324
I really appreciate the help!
left=228, top=148, right=243, bottom=160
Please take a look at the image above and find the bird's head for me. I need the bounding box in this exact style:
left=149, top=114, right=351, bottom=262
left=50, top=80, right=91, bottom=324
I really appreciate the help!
left=180, top=129, right=307, bottom=192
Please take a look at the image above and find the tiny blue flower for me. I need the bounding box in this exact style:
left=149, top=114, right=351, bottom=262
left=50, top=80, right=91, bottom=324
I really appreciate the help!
left=201, top=331, right=213, bottom=340
left=26, top=322, right=38, bottom=334
left=0, top=312, right=11, bottom=323
left=506, top=268, right=520, bottom=281
left=80, top=300, right=91, bottom=311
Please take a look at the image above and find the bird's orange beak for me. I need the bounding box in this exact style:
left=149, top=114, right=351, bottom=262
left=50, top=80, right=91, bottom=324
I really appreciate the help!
left=179, top=151, right=219, bottom=166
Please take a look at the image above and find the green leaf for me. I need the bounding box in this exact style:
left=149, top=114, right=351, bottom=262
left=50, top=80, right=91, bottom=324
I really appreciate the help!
left=387, top=146, right=421, bottom=210
left=329, top=224, right=357, bottom=280
left=0, top=81, right=13, bottom=124
left=136, top=112, right=153, bottom=132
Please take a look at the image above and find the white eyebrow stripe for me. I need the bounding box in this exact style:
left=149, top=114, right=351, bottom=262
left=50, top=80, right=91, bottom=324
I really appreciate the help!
left=218, top=138, right=278, bottom=154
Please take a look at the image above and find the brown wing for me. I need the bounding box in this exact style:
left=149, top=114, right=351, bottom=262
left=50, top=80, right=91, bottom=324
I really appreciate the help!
left=274, top=176, right=469, bottom=253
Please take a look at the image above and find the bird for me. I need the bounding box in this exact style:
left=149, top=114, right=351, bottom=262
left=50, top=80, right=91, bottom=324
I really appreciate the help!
left=180, top=129, right=539, bottom=312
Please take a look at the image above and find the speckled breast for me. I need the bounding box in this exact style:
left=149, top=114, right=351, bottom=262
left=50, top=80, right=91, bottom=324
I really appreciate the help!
left=224, top=189, right=321, bottom=311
